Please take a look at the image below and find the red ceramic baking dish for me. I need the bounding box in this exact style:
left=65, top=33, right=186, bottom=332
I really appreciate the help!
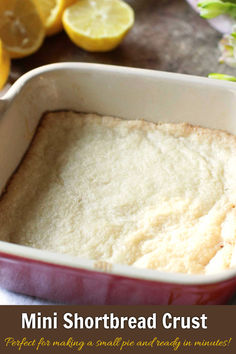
left=0, top=63, right=236, bottom=304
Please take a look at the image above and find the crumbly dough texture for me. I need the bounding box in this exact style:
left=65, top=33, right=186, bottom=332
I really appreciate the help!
left=1, top=112, right=236, bottom=274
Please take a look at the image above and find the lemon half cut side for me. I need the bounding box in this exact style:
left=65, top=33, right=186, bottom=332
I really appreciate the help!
left=33, top=0, right=76, bottom=36
left=0, top=0, right=45, bottom=58
left=63, top=0, right=135, bottom=52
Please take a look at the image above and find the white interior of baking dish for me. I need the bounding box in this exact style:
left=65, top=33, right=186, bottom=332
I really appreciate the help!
left=0, top=63, right=236, bottom=285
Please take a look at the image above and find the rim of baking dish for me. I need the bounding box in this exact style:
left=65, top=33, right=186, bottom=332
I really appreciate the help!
left=0, top=239, right=236, bottom=286
left=3, top=62, right=236, bottom=103
left=0, top=63, right=236, bottom=286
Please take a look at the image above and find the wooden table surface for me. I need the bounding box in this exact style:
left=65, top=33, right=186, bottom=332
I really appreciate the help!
left=9, top=0, right=236, bottom=85
left=2, top=0, right=236, bottom=304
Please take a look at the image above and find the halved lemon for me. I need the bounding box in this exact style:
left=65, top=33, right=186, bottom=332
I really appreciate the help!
left=62, top=0, right=135, bottom=52
left=0, top=40, right=10, bottom=90
left=0, top=0, right=45, bottom=59
left=33, top=0, right=76, bottom=36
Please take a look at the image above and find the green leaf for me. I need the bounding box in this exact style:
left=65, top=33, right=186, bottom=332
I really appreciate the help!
left=198, top=0, right=236, bottom=19
left=208, top=73, right=236, bottom=81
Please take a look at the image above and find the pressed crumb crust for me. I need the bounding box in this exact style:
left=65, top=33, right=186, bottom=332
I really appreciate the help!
left=0, top=112, right=236, bottom=274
